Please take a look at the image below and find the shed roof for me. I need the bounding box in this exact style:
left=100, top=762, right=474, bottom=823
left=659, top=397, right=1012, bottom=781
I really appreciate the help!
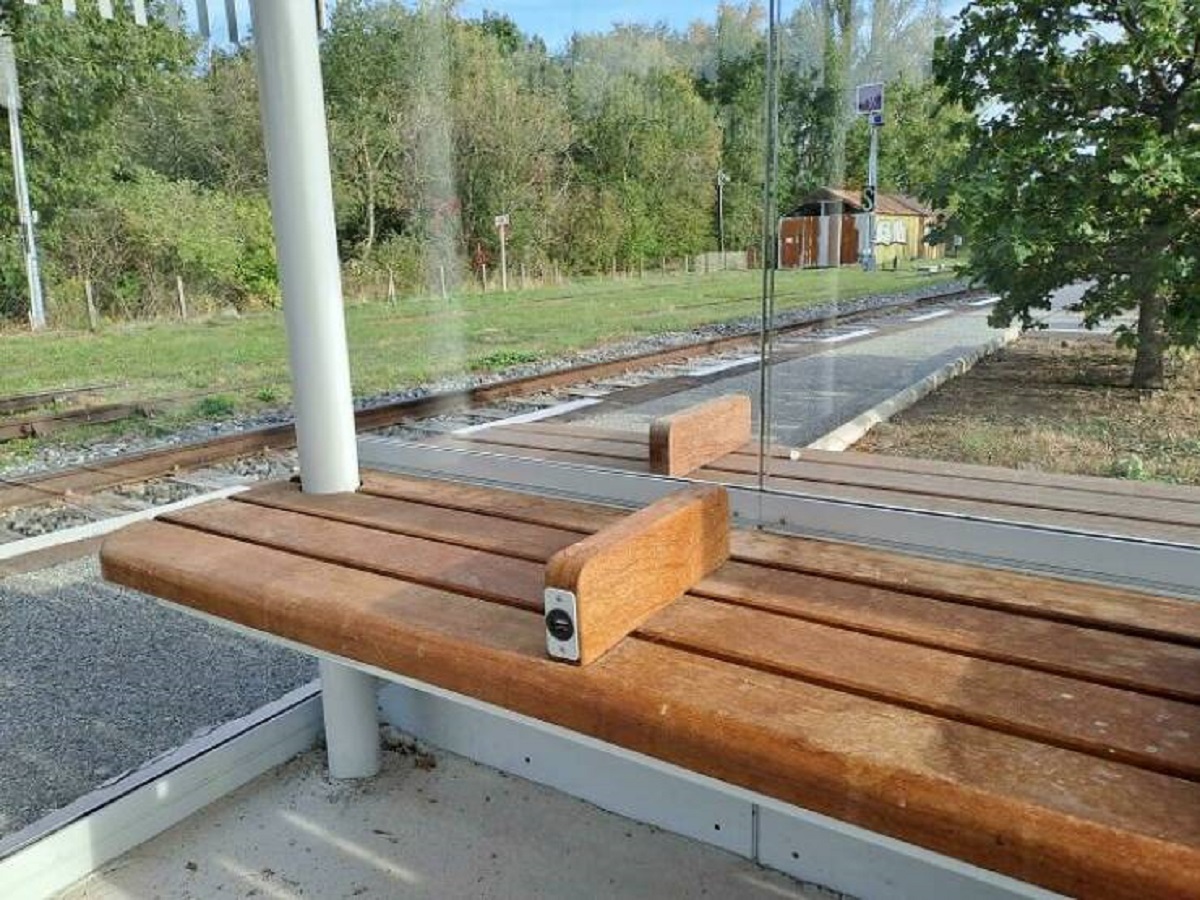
left=787, top=187, right=936, bottom=218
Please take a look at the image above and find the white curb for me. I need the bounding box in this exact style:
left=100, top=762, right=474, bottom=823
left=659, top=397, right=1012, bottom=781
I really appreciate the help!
left=806, top=323, right=1021, bottom=453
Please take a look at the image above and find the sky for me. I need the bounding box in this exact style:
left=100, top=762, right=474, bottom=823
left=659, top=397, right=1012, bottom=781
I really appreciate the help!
left=197, top=1, right=711, bottom=49
left=455, top=1, right=705, bottom=49
left=197, top=1, right=969, bottom=52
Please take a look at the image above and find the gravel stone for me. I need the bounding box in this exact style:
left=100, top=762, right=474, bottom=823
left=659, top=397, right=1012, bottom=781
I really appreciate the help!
left=0, top=556, right=316, bottom=839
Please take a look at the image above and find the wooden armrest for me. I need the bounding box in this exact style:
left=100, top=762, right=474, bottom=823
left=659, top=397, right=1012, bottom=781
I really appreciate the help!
left=649, top=394, right=751, bottom=476
left=543, top=485, right=730, bottom=665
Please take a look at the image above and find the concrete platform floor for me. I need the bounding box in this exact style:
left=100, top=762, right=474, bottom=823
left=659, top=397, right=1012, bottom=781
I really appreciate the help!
left=58, top=744, right=836, bottom=900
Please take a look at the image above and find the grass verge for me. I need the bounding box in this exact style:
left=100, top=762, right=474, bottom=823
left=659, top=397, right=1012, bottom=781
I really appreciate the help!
left=0, top=266, right=957, bottom=467
left=856, top=333, right=1200, bottom=486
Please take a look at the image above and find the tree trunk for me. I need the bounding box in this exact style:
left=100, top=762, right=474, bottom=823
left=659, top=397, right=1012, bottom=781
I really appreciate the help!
left=1131, top=288, right=1166, bottom=390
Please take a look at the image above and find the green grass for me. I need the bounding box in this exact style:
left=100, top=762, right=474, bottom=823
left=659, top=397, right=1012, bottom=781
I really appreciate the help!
left=0, top=266, right=958, bottom=463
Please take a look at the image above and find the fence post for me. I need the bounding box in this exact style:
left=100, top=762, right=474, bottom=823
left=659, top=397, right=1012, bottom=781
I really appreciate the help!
left=84, top=279, right=99, bottom=331
left=387, top=268, right=397, bottom=304
left=439, top=264, right=448, bottom=301
left=482, top=263, right=489, bottom=292
left=175, top=275, right=188, bottom=320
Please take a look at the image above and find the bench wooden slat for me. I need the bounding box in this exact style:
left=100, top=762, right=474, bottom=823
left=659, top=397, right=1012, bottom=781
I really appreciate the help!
left=513, top=421, right=1200, bottom=508
left=255, top=484, right=583, bottom=562
left=735, top=529, right=1200, bottom=646
left=161, top=499, right=1200, bottom=779
left=358, top=472, right=1200, bottom=645
left=100, top=520, right=1200, bottom=899
left=700, top=561, right=1200, bottom=704
left=243, top=483, right=1200, bottom=702
left=805, top=446, right=1200, bottom=505
left=450, top=431, right=1200, bottom=544
left=460, top=425, right=1200, bottom=535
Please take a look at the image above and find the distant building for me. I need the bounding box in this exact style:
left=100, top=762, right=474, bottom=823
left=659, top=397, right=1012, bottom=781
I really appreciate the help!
left=779, top=187, right=944, bottom=269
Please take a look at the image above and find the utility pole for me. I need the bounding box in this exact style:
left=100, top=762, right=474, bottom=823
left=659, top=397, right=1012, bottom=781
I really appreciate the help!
left=1, top=37, right=46, bottom=330
left=864, top=118, right=880, bottom=272
left=717, top=169, right=731, bottom=270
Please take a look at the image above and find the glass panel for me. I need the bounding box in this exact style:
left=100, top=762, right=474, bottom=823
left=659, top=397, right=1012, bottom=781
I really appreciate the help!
left=1, top=0, right=777, bottom=838
left=0, top=2, right=318, bottom=842
left=752, top=0, right=1198, bottom=590
left=5, top=0, right=1192, bottom=846
left=757, top=0, right=962, bottom=464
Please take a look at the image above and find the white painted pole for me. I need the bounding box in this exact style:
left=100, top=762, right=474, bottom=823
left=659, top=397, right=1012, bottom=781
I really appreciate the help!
left=2, top=38, right=46, bottom=332
left=250, top=0, right=379, bottom=780
left=499, top=225, right=508, bottom=292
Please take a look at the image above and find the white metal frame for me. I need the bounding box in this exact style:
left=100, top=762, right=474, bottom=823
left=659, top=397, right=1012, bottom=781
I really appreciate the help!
left=0, top=683, right=323, bottom=900
left=358, top=436, right=1200, bottom=599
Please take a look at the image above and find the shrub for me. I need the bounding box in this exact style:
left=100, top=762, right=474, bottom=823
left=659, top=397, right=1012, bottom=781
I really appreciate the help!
left=196, top=395, right=237, bottom=418
left=48, top=169, right=279, bottom=318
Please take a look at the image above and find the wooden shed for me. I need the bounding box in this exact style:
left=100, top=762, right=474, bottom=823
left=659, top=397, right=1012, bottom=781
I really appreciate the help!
left=780, top=188, right=943, bottom=269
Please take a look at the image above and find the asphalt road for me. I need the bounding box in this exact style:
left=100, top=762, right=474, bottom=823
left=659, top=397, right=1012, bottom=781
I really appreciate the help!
left=0, top=556, right=315, bottom=839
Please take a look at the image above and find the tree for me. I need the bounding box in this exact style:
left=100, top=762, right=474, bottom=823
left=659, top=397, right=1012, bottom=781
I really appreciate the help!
left=936, top=0, right=1200, bottom=389
left=694, top=3, right=768, bottom=252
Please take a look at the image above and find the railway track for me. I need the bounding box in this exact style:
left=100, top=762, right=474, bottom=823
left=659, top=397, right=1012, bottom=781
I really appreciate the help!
left=0, top=284, right=979, bottom=524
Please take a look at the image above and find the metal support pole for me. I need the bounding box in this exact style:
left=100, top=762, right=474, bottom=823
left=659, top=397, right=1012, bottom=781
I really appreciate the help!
left=250, top=0, right=379, bottom=780
left=757, top=0, right=781, bottom=491
left=864, top=123, right=880, bottom=272
left=2, top=38, right=46, bottom=331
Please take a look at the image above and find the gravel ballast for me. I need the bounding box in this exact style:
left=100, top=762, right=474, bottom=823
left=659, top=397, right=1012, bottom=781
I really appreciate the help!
left=0, top=556, right=315, bottom=839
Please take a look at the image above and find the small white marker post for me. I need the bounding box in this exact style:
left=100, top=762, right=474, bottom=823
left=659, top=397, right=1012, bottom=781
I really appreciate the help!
left=494, top=213, right=510, bottom=293
left=176, top=275, right=188, bottom=319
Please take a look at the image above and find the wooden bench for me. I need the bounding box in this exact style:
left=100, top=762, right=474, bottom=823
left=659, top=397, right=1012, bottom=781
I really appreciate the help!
left=100, top=471, right=1200, bottom=899
left=437, top=420, right=1200, bottom=547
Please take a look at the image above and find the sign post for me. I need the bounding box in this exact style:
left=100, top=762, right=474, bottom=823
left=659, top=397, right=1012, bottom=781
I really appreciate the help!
left=494, top=213, right=510, bottom=293
left=855, top=83, right=884, bottom=272
left=1, top=37, right=46, bottom=330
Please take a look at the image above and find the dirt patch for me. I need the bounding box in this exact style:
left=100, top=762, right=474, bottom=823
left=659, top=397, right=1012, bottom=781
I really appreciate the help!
left=856, top=333, right=1200, bottom=486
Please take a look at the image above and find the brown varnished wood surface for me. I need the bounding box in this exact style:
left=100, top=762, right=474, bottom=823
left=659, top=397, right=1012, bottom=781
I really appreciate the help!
left=544, top=485, right=729, bottom=664
left=100, top=472, right=1200, bottom=899
left=240, top=480, right=1200, bottom=702
left=158, top=496, right=1200, bottom=778
left=514, top=419, right=1200, bottom=506
left=358, top=472, right=1200, bottom=646
left=648, top=394, right=752, bottom=476
left=449, top=422, right=1200, bottom=540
